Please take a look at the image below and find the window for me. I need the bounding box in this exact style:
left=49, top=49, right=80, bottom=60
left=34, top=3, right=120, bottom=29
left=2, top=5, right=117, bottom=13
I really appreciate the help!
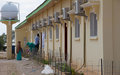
left=44, top=30, right=46, bottom=39
left=56, top=25, right=59, bottom=39
left=75, top=18, right=80, bottom=38
left=90, top=13, right=97, bottom=37
left=49, top=27, right=52, bottom=39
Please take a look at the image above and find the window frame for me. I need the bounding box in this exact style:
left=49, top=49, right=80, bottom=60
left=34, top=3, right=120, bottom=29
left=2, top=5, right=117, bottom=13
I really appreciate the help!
left=44, top=30, right=46, bottom=39
left=90, top=12, right=98, bottom=37
left=56, top=25, right=59, bottom=40
left=75, top=18, right=80, bottom=38
left=49, top=27, right=52, bottom=40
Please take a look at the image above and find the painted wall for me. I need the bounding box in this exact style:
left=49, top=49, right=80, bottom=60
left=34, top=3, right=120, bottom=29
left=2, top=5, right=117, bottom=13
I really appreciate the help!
left=71, top=15, right=84, bottom=66
left=85, top=6, right=103, bottom=65
left=15, top=25, right=28, bottom=49
left=16, top=0, right=105, bottom=71
left=112, top=0, right=120, bottom=74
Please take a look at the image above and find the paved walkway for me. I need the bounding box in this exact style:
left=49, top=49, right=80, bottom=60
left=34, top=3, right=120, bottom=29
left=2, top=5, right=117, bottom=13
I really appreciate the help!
left=0, top=52, right=44, bottom=75
left=0, top=58, right=44, bottom=75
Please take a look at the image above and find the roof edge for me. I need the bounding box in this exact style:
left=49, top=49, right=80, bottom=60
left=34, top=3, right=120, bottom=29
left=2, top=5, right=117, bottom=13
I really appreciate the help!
left=15, top=0, right=52, bottom=29
left=26, top=0, right=51, bottom=19
left=15, top=19, right=27, bottom=29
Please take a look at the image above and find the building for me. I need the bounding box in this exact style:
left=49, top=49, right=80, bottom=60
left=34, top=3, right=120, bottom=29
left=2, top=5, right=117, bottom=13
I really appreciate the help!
left=15, top=0, right=120, bottom=74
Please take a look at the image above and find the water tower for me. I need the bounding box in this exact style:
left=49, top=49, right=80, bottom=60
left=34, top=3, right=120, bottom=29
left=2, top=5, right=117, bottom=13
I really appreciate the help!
left=0, top=2, right=20, bottom=59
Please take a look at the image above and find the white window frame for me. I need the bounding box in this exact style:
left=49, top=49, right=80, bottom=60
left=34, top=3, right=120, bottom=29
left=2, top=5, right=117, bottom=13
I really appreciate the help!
left=56, top=25, right=59, bottom=39
left=75, top=18, right=80, bottom=38
left=49, top=27, right=52, bottom=40
left=90, top=12, right=98, bottom=37
left=44, top=30, right=46, bottom=39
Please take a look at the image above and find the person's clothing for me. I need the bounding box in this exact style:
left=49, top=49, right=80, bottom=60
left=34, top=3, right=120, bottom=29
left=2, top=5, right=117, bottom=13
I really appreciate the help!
left=16, top=49, right=22, bottom=60
left=35, top=44, right=39, bottom=50
left=29, top=43, right=35, bottom=52
left=12, top=46, right=15, bottom=54
left=34, top=36, right=39, bottom=45
left=26, top=42, right=35, bottom=52
left=34, top=36, right=39, bottom=54
left=34, top=44, right=39, bottom=55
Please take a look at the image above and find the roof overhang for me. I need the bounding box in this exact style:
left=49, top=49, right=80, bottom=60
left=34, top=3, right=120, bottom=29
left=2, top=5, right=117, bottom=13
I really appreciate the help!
left=15, top=19, right=27, bottom=29
left=26, top=0, right=52, bottom=19
left=15, top=0, right=60, bottom=29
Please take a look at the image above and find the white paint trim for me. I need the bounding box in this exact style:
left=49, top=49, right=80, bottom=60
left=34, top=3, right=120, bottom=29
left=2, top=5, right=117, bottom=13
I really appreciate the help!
left=90, top=36, right=98, bottom=40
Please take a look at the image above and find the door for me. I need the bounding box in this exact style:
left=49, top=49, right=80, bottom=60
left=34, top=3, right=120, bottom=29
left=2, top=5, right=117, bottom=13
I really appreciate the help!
left=65, top=23, right=68, bottom=61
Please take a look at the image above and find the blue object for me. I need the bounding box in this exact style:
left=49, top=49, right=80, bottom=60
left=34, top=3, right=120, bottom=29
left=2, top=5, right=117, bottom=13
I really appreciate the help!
left=34, top=36, right=39, bottom=45
left=12, top=45, right=15, bottom=54
left=16, top=50, right=22, bottom=60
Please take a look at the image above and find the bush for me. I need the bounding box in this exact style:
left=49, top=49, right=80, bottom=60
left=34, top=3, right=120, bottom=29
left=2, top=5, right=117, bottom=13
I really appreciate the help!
left=80, top=72, right=84, bottom=75
left=0, top=34, right=5, bottom=51
left=41, top=59, right=49, bottom=64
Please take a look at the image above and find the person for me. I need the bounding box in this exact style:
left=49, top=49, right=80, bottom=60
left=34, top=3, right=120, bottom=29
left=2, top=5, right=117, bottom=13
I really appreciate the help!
left=16, top=41, right=22, bottom=60
left=34, top=34, right=39, bottom=53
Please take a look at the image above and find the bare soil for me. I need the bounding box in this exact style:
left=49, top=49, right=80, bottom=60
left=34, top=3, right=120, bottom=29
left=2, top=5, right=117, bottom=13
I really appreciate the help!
left=0, top=52, right=44, bottom=75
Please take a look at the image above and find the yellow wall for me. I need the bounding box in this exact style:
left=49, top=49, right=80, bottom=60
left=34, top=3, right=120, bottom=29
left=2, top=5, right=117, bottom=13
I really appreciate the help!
left=16, top=0, right=102, bottom=65
left=16, top=0, right=120, bottom=73
left=85, top=6, right=103, bottom=65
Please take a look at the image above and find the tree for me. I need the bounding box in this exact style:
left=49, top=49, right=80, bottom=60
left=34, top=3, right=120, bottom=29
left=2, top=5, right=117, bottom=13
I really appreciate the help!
left=1, top=30, right=15, bottom=43
left=0, top=34, right=5, bottom=51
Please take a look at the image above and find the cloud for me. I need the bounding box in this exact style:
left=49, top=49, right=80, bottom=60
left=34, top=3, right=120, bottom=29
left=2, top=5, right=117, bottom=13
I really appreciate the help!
left=0, top=0, right=45, bottom=35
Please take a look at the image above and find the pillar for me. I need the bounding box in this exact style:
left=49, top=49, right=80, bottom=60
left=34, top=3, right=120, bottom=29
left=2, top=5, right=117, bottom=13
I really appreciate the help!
left=6, top=21, right=12, bottom=59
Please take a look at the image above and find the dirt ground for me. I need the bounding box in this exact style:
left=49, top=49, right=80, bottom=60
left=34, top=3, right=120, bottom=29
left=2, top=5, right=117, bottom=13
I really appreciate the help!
left=0, top=52, right=44, bottom=75
left=0, top=52, right=7, bottom=59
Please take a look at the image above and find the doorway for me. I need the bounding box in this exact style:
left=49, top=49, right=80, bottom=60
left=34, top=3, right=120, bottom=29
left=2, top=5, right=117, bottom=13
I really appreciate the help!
left=65, top=23, right=68, bottom=61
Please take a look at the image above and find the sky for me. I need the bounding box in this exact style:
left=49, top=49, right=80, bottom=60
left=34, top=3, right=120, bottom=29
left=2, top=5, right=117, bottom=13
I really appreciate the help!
left=0, top=0, right=45, bottom=35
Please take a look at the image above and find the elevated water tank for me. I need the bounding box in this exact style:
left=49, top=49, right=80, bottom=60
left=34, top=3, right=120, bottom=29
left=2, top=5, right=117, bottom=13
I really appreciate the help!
left=1, top=2, right=18, bottom=20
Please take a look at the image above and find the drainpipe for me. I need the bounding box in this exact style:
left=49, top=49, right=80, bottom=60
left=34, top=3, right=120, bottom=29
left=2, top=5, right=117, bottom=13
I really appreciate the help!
left=60, top=23, right=62, bottom=60
left=70, top=0, right=73, bottom=69
left=47, top=27, right=49, bottom=59
left=53, top=5, right=55, bottom=58
left=83, top=16, right=86, bottom=67
left=53, top=26, right=55, bottom=58
left=47, top=9, right=49, bottom=59
left=76, top=15, right=87, bottom=72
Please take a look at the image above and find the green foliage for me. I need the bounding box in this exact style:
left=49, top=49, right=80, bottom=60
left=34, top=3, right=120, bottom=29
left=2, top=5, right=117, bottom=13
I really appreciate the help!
left=80, top=72, right=84, bottom=75
left=71, top=68, right=76, bottom=75
left=61, top=63, right=71, bottom=72
left=41, top=59, right=49, bottom=64
left=56, top=63, right=75, bottom=75
left=0, top=34, right=5, bottom=51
